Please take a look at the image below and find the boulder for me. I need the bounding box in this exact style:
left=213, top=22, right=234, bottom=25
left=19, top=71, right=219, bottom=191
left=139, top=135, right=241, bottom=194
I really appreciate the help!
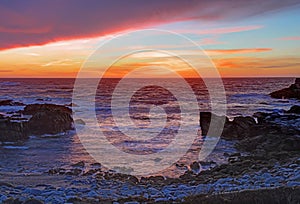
left=0, top=104, right=73, bottom=142
left=23, top=104, right=73, bottom=135
left=0, top=99, right=24, bottom=106
left=200, top=112, right=257, bottom=140
left=270, top=78, right=300, bottom=99
left=286, top=105, right=300, bottom=114
left=0, top=114, right=28, bottom=142
left=222, top=116, right=257, bottom=140
left=190, top=161, right=201, bottom=174
left=200, top=112, right=229, bottom=136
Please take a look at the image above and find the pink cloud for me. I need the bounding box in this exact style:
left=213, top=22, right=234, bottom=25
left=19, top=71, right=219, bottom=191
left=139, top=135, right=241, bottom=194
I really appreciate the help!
left=0, top=0, right=299, bottom=50
left=198, top=25, right=263, bottom=35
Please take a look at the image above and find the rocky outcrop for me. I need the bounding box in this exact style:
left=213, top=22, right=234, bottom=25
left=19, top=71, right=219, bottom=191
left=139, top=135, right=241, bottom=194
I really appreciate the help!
left=183, top=186, right=300, bottom=204
left=270, top=78, right=300, bottom=99
left=200, top=112, right=257, bottom=140
left=286, top=105, right=300, bottom=114
left=24, top=104, right=73, bottom=135
left=0, top=104, right=73, bottom=142
left=199, top=112, right=229, bottom=136
left=0, top=99, right=24, bottom=106
left=0, top=114, right=28, bottom=142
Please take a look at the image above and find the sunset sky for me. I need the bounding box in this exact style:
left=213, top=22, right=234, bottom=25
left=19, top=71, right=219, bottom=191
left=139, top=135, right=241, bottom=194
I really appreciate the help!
left=0, top=0, right=300, bottom=78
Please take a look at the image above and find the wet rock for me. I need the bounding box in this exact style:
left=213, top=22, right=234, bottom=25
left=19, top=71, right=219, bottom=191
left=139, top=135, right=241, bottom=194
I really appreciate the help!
left=147, top=176, right=166, bottom=184
left=200, top=112, right=257, bottom=140
left=71, top=161, right=85, bottom=168
left=48, top=168, right=66, bottom=175
left=200, top=112, right=229, bottom=136
left=23, top=104, right=73, bottom=135
left=0, top=100, right=24, bottom=106
left=0, top=182, right=14, bottom=188
left=270, top=78, right=300, bottom=99
left=183, top=186, right=300, bottom=204
left=253, top=112, right=269, bottom=124
left=90, top=162, right=101, bottom=168
left=65, top=168, right=82, bottom=176
left=0, top=115, right=28, bottom=142
left=103, top=172, right=139, bottom=184
left=82, top=169, right=100, bottom=176
left=286, top=105, right=300, bottom=114
left=1, top=104, right=74, bottom=142
left=190, top=162, right=201, bottom=174
left=222, top=116, right=256, bottom=139
left=23, top=198, right=43, bottom=204
left=2, top=198, right=22, bottom=204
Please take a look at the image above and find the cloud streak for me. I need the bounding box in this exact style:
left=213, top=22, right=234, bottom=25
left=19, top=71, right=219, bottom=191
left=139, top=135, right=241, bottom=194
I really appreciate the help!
left=1, top=0, right=299, bottom=50
left=278, top=36, right=300, bottom=41
left=180, top=25, right=263, bottom=35
left=207, top=48, right=272, bottom=55
left=214, top=57, right=300, bottom=69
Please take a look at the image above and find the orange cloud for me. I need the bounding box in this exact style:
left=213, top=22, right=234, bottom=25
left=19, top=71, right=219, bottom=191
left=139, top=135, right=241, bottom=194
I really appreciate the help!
left=206, top=48, right=272, bottom=55
left=214, top=57, right=300, bottom=69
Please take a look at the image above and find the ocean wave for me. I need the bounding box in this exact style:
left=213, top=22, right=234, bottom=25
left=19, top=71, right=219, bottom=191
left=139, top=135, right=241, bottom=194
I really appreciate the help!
left=0, top=81, right=21, bottom=86
left=2, top=145, right=29, bottom=150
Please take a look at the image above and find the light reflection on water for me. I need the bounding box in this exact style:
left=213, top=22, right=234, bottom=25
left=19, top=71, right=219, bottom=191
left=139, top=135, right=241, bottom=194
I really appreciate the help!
left=0, top=78, right=299, bottom=177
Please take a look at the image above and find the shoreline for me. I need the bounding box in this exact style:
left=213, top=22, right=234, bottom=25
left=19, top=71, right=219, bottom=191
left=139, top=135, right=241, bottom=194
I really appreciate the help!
left=0, top=105, right=299, bottom=203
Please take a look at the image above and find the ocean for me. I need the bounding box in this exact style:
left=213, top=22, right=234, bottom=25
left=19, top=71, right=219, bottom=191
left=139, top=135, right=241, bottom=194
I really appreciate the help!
left=0, top=78, right=299, bottom=177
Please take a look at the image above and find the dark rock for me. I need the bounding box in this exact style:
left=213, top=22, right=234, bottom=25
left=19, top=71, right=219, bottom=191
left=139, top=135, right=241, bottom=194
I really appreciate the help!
left=200, top=112, right=257, bottom=140
left=253, top=112, right=269, bottom=124
left=24, top=104, right=73, bottom=135
left=148, top=175, right=165, bottom=184
left=71, top=161, right=85, bottom=168
left=82, top=169, right=99, bottom=176
left=190, top=161, right=201, bottom=174
left=23, top=199, right=43, bottom=204
left=91, top=162, right=102, bottom=168
left=1, top=104, right=74, bottom=142
left=222, top=116, right=256, bottom=139
left=3, top=198, right=22, bottom=204
left=103, top=172, right=139, bottom=184
left=0, top=181, right=14, bottom=187
left=200, top=112, right=229, bottom=136
left=270, top=78, right=300, bottom=99
left=48, top=168, right=66, bottom=175
left=65, top=168, right=82, bottom=176
left=0, top=99, right=13, bottom=105
left=286, top=105, right=300, bottom=114
left=0, top=115, right=28, bottom=142
left=182, top=186, right=300, bottom=204
left=0, top=99, right=24, bottom=106
left=23, top=104, right=72, bottom=115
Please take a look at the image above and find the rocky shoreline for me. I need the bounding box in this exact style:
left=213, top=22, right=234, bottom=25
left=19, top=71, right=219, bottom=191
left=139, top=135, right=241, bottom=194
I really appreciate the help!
left=1, top=78, right=300, bottom=204
left=0, top=102, right=299, bottom=203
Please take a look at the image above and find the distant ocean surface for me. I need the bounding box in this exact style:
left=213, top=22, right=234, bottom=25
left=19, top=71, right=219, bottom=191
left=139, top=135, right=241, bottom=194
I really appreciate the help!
left=0, top=78, right=298, bottom=115
left=0, top=78, right=299, bottom=176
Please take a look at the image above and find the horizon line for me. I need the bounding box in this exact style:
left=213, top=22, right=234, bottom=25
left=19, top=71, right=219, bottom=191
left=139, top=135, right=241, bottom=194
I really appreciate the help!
left=0, top=76, right=297, bottom=79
